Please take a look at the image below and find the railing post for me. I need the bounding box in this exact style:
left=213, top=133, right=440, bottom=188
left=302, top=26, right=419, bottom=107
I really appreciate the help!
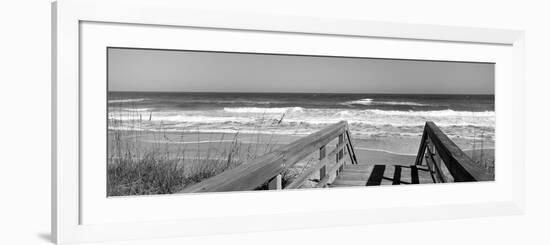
left=338, top=134, right=344, bottom=162
left=320, top=145, right=326, bottom=160
left=344, top=125, right=358, bottom=164
left=319, top=166, right=326, bottom=182
left=415, top=124, right=428, bottom=165
left=337, top=133, right=346, bottom=173
left=433, top=145, right=441, bottom=174
left=319, top=145, right=326, bottom=183
left=425, top=138, right=448, bottom=183
left=268, top=174, right=282, bottom=190
left=426, top=139, right=439, bottom=182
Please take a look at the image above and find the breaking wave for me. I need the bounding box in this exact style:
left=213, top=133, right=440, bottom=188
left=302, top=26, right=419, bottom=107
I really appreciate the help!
left=108, top=98, right=148, bottom=104
left=223, top=107, right=304, bottom=114
left=342, top=98, right=373, bottom=105
left=342, top=98, right=428, bottom=106
left=108, top=106, right=495, bottom=141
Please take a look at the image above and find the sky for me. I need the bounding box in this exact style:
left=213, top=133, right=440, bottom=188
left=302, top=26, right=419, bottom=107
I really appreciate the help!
left=108, top=48, right=494, bottom=94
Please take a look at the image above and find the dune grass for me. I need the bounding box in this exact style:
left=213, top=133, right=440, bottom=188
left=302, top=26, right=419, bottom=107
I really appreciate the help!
left=469, top=126, right=495, bottom=176
left=106, top=106, right=296, bottom=196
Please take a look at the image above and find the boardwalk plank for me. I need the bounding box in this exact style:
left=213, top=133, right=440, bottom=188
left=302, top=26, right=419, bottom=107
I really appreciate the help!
left=330, top=163, right=435, bottom=188
left=337, top=172, right=370, bottom=181
left=332, top=179, right=367, bottom=186
left=400, top=166, right=412, bottom=184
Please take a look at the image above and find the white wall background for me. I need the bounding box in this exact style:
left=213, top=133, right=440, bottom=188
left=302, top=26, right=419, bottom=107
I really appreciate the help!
left=0, top=0, right=548, bottom=244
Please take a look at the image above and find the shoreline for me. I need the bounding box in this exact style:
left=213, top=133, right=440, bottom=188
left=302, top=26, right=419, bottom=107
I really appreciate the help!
left=109, top=130, right=494, bottom=166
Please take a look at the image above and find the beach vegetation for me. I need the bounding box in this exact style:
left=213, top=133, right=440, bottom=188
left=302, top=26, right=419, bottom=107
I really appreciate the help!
left=107, top=106, right=297, bottom=196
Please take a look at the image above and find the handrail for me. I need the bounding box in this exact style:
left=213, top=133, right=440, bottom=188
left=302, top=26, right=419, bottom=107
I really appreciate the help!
left=181, top=121, right=358, bottom=193
left=415, top=121, right=493, bottom=182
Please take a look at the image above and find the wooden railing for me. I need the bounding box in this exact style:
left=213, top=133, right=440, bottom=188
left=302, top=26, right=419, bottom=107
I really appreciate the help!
left=415, top=121, right=494, bottom=182
left=181, top=121, right=358, bottom=193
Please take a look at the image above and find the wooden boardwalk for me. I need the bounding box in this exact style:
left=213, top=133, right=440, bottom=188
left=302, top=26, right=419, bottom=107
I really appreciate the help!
left=330, top=163, right=434, bottom=187
left=181, top=121, right=494, bottom=193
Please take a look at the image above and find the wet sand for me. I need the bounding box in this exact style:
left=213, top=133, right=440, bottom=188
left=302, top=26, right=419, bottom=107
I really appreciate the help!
left=109, top=130, right=493, bottom=167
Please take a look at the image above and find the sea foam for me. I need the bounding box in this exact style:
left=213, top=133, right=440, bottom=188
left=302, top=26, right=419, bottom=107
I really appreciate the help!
left=341, top=98, right=428, bottom=106
left=223, top=107, right=305, bottom=114
left=108, top=98, right=148, bottom=104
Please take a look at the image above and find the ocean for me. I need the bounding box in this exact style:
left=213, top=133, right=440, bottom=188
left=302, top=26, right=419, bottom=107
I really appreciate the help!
left=108, top=92, right=495, bottom=152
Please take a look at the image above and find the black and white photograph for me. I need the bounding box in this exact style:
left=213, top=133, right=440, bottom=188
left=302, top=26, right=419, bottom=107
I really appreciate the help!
left=7, top=0, right=549, bottom=244
left=107, top=48, right=495, bottom=196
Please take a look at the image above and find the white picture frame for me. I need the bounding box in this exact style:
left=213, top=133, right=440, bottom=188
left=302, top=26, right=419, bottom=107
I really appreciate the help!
left=52, top=0, right=525, bottom=244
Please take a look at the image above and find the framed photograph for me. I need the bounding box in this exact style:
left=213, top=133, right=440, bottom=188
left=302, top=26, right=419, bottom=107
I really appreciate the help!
left=52, top=0, right=525, bottom=244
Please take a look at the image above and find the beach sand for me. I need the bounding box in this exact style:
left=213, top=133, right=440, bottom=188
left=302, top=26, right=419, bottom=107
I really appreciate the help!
left=108, top=130, right=493, bottom=167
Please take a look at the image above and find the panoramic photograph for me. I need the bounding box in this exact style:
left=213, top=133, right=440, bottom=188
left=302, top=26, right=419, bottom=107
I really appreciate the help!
left=107, top=47, right=495, bottom=197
